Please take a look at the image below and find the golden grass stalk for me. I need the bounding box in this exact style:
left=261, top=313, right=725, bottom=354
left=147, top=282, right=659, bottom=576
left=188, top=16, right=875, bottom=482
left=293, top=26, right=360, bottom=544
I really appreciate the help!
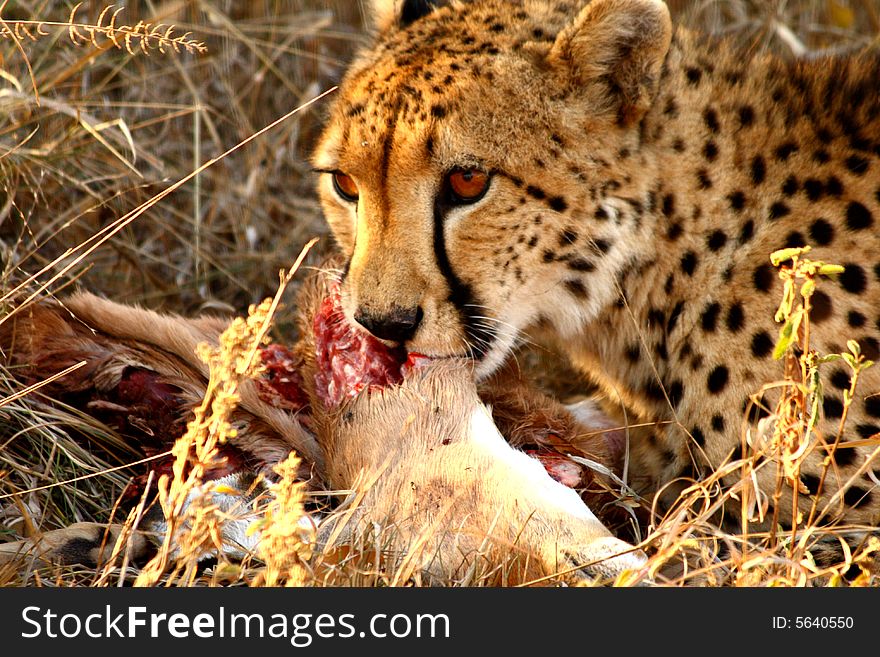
left=0, top=3, right=207, bottom=55
left=134, top=240, right=316, bottom=587
left=133, top=301, right=273, bottom=586
left=763, top=248, right=873, bottom=574
left=250, top=452, right=314, bottom=587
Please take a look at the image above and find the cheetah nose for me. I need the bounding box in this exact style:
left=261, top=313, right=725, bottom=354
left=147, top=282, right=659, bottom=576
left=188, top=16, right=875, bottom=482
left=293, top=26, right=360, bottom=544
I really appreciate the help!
left=354, top=305, right=423, bottom=344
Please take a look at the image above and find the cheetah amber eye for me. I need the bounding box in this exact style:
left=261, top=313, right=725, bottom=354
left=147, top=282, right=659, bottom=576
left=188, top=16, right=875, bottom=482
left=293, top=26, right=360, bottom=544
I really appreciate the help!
left=448, top=168, right=490, bottom=203
left=332, top=171, right=359, bottom=202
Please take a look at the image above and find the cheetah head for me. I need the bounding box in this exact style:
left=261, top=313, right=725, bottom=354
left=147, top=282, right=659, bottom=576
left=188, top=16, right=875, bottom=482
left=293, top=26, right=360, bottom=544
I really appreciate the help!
left=313, top=0, right=672, bottom=377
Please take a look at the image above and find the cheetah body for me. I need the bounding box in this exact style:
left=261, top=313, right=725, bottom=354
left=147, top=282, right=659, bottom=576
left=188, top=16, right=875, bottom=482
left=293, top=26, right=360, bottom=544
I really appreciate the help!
left=313, top=0, right=880, bottom=527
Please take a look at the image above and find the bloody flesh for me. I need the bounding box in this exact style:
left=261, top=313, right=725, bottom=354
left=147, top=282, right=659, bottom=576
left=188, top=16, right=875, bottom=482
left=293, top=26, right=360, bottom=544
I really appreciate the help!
left=524, top=449, right=585, bottom=488
left=312, top=282, right=409, bottom=408
left=258, top=343, right=309, bottom=412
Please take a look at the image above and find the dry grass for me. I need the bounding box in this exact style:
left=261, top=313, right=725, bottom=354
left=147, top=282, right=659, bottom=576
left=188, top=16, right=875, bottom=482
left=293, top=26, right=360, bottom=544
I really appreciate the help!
left=0, top=1, right=878, bottom=587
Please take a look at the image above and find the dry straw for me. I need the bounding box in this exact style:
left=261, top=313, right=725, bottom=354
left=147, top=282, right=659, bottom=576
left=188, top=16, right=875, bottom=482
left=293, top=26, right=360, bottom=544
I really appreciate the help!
left=134, top=239, right=316, bottom=587
left=0, top=3, right=206, bottom=55
left=1, top=1, right=879, bottom=587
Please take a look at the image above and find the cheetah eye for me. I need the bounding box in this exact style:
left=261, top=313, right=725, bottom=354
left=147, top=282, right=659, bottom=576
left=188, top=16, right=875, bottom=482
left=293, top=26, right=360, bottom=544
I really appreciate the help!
left=447, top=168, right=490, bottom=204
left=332, top=171, right=359, bottom=203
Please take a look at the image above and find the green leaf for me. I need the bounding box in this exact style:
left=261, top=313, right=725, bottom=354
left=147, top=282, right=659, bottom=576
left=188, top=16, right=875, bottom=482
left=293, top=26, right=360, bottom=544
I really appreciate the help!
left=771, top=246, right=811, bottom=266
left=817, top=264, right=844, bottom=276
left=774, top=318, right=797, bottom=359
left=800, top=278, right=816, bottom=299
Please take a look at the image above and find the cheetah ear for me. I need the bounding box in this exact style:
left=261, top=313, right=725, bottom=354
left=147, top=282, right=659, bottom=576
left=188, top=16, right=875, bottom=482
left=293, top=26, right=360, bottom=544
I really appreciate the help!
left=370, top=0, right=444, bottom=32
left=549, top=0, right=673, bottom=126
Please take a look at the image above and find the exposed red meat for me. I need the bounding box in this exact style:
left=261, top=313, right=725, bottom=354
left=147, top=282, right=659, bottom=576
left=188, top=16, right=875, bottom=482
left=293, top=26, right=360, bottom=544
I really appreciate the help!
left=123, top=440, right=253, bottom=503
left=402, top=351, right=432, bottom=375
left=24, top=286, right=602, bottom=501
left=95, top=366, right=185, bottom=450
left=312, top=282, right=409, bottom=408
left=525, top=448, right=585, bottom=489
left=106, top=367, right=253, bottom=501
left=257, top=343, right=309, bottom=412
left=115, top=367, right=179, bottom=411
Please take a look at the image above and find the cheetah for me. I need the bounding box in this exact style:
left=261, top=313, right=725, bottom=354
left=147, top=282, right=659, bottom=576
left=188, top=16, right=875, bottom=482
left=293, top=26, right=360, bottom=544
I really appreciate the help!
left=312, top=0, right=880, bottom=535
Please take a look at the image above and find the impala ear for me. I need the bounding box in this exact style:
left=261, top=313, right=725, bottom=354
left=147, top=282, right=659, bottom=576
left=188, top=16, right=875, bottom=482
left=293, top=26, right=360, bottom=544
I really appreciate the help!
left=370, top=0, right=445, bottom=32
left=548, top=0, right=672, bottom=126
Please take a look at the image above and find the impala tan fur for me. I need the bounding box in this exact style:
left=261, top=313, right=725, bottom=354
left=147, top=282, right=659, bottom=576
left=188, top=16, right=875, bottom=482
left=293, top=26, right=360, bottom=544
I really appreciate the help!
left=0, top=269, right=644, bottom=583
left=313, top=363, right=641, bottom=582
